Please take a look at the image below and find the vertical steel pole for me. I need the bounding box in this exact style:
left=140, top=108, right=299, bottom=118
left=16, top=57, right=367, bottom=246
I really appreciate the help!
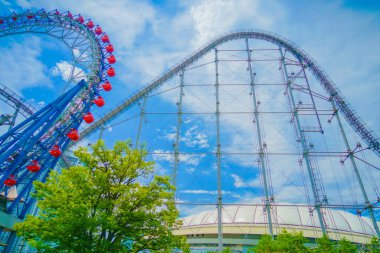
left=172, top=70, right=184, bottom=189
left=279, top=47, right=327, bottom=235
left=214, top=48, right=223, bottom=251
left=331, top=98, right=380, bottom=237
left=135, top=95, right=147, bottom=147
left=245, top=39, right=273, bottom=236
left=8, top=106, right=20, bottom=131
left=98, top=125, right=104, bottom=140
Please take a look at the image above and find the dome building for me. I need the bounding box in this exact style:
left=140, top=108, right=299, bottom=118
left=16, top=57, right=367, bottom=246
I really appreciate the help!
left=174, top=205, right=378, bottom=252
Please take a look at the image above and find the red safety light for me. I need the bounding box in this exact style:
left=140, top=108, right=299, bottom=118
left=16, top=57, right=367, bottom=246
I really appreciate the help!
left=101, top=34, right=110, bottom=43
left=102, top=81, right=112, bottom=91
left=4, top=175, right=16, bottom=187
left=94, top=96, right=105, bottom=107
left=95, top=26, right=103, bottom=35
left=0, top=20, right=4, bottom=24
left=67, top=128, right=80, bottom=141
left=86, top=20, right=94, bottom=29
left=107, top=55, right=116, bottom=64
left=12, top=16, right=17, bottom=21
left=67, top=12, right=73, bottom=19
left=49, top=145, right=62, bottom=157
left=105, top=44, right=114, bottom=53
left=77, top=15, right=84, bottom=24
left=83, top=112, right=94, bottom=123
left=27, top=15, right=34, bottom=19
left=27, top=160, right=41, bottom=173
left=107, top=67, right=115, bottom=77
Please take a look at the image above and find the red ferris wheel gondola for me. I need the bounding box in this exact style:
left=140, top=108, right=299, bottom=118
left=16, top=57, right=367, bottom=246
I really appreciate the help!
left=107, top=55, right=116, bottom=64
left=49, top=145, right=62, bottom=157
left=105, top=44, right=114, bottom=53
left=67, top=128, right=80, bottom=141
left=102, top=81, right=112, bottom=91
left=101, top=34, right=110, bottom=43
left=107, top=67, right=115, bottom=77
left=27, top=160, right=41, bottom=173
left=86, top=20, right=94, bottom=29
left=95, top=26, right=103, bottom=35
left=76, top=15, right=84, bottom=24
left=83, top=112, right=94, bottom=123
left=4, top=175, right=16, bottom=187
left=94, top=96, right=105, bottom=107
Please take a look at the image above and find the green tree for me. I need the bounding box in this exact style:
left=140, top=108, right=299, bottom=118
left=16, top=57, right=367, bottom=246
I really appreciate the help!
left=253, top=234, right=274, bottom=253
left=15, top=140, right=189, bottom=253
left=253, top=230, right=309, bottom=253
left=336, top=238, right=357, bottom=253
left=366, top=236, right=380, bottom=253
left=313, top=234, right=335, bottom=253
left=275, top=230, right=309, bottom=252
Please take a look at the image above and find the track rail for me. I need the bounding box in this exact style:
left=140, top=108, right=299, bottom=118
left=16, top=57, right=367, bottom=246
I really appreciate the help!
left=78, top=29, right=380, bottom=156
left=0, top=82, right=36, bottom=118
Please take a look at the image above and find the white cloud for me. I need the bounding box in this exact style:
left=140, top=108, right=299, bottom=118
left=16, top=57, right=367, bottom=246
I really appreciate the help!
left=0, top=36, right=51, bottom=92
left=161, top=124, right=210, bottom=149
left=186, top=167, right=195, bottom=174
left=151, top=150, right=205, bottom=167
left=180, top=153, right=205, bottom=166
left=189, top=0, right=283, bottom=47
left=231, top=173, right=258, bottom=188
left=51, top=61, right=87, bottom=83
left=151, top=149, right=172, bottom=163
left=182, top=125, right=209, bottom=149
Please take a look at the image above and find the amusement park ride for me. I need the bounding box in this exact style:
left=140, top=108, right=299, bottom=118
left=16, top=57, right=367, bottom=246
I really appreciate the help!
left=0, top=8, right=379, bottom=252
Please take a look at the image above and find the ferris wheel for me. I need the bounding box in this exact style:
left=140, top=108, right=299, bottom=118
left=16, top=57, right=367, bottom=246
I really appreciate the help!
left=0, top=9, right=116, bottom=226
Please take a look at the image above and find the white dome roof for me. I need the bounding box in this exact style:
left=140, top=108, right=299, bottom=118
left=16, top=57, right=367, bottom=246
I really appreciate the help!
left=180, top=205, right=379, bottom=236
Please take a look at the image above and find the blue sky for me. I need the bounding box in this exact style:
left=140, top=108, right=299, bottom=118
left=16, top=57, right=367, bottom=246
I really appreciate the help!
left=0, top=0, right=380, bottom=220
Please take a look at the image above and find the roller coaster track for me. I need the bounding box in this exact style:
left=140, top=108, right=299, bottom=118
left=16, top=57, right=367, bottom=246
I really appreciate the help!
left=78, top=29, right=380, bottom=156
left=0, top=82, right=36, bottom=118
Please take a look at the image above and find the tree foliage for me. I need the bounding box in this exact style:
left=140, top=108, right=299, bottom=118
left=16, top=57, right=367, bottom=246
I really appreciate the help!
left=252, top=230, right=363, bottom=253
left=366, top=237, right=380, bottom=253
left=253, top=230, right=309, bottom=253
left=15, top=140, right=189, bottom=253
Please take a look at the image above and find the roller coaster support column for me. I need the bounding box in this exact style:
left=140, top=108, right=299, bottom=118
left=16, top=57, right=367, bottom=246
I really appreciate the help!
left=245, top=39, right=274, bottom=236
left=331, top=97, right=380, bottom=237
left=279, top=47, right=327, bottom=235
left=8, top=105, right=19, bottom=131
left=135, top=96, right=147, bottom=147
left=214, top=48, right=223, bottom=251
left=173, top=70, right=184, bottom=190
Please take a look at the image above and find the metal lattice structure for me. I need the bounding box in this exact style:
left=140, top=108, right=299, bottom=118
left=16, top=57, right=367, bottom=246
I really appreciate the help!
left=76, top=30, right=380, bottom=251
left=0, top=82, right=36, bottom=132
left=0, top=9, right=116, bottom=251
